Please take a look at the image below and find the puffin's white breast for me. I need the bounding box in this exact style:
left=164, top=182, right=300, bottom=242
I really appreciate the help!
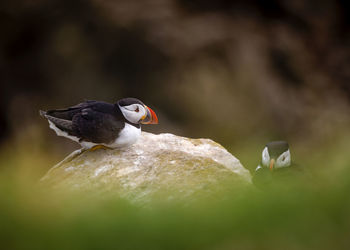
left=109, top=123, right=141, bottom=148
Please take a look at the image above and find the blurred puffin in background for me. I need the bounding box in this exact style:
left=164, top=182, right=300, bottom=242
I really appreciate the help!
left=253, top=141, right=303, bottom=189
left=40, top=98, right=158, bottom=150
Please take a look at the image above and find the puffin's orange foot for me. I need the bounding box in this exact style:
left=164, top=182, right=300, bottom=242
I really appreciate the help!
left=89, top=145, right=112, bottom=151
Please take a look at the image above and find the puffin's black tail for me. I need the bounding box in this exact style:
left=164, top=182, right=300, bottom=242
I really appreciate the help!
left=40, top=109, right=74, bottom=133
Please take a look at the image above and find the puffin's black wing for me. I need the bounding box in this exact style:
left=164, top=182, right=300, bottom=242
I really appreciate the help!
left=72, top=106, right=125, bottom=144
left=41, top=100, right=98, bottom=120
left=40, top=101, right=125, bottom=144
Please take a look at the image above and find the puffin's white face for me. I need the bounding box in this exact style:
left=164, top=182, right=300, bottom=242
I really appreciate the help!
left=119, top=104, right=147, bottom=124
left=262, top=147, right=270, bottom=167
left=276, top=149, right=291, bottom=168
left=261, top=147, right=291, bottom=170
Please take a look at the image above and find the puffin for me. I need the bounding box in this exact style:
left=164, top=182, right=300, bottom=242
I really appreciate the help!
left=40, top=98, right=158, bottom=150
left=252, top=141, right=303, bottom=189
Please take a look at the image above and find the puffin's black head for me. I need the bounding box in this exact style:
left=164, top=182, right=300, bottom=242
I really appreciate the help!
left=118, top=97, right=145, bottom=107
left=261, top=141, right=291, bottom=171
left=117, top=98, right=158, bottom=125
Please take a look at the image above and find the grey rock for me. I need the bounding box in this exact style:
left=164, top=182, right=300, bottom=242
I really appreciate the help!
left=41, top=132, right=251, bottom=202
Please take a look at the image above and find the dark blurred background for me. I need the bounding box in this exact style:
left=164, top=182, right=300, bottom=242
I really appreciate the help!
left=1, top=0, right=350, bottom=171
left=2, top=2, right=350, bottom=249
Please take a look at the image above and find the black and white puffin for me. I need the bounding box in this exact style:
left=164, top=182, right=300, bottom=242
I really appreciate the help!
left=253, top=141, right=303, bottom=189
left=256, top=141, right=291, bottom=172
left=40, top=98, right=158, bottom=150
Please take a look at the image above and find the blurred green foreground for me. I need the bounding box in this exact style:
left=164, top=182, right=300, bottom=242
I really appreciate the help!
left=0, top=131, right=350, bottom=250
left=0, top=129, right=350, bottom=249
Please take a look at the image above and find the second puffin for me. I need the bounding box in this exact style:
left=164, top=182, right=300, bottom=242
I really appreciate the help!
left=40, top=98, right=158, bottom=150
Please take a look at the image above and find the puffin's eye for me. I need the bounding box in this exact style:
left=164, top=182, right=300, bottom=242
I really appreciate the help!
left=135, top=106, right=139, bottom=112
left=281, top=156, right=286, bottom=161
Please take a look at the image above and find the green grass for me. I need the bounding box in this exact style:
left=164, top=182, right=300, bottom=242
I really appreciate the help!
left=0, top=132, right=350, bottom=250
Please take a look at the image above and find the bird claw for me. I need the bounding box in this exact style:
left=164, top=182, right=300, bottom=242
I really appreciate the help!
left=89, top=145, right=112, bottom=151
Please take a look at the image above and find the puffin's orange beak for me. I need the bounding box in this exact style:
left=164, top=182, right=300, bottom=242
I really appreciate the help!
left=141, top=106, right=158, bottom=124
left=269, top=158, right=275, bottom=171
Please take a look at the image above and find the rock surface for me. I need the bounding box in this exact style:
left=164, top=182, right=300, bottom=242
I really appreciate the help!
left=41, top=132, right=251, bottom=202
